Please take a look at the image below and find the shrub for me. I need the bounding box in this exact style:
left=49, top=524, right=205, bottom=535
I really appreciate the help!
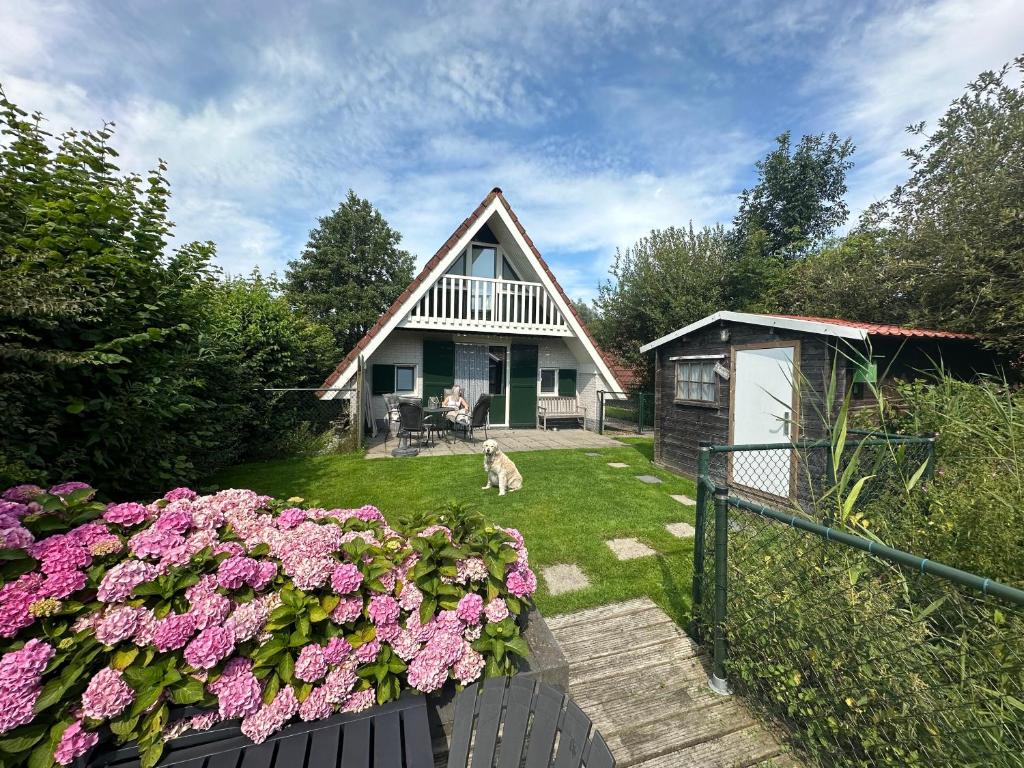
left=0, top=483, right=536, bottom=767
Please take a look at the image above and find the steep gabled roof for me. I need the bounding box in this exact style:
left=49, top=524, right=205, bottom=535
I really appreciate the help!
left=320, top=188, right=623, bottom=394
left=640, top=311, right=975, bottom=352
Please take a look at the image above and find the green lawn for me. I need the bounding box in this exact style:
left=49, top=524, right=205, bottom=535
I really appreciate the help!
left=211, top=437, right=696, bottom=627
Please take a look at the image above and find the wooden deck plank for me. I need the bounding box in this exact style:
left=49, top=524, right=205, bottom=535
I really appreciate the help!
left=546, top=598, right=798, bottom=768
left=626, top=725, right=789, bottom=768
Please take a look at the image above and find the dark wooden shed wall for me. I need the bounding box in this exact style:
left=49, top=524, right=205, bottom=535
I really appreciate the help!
left=653, top=322, right=843, bottom=479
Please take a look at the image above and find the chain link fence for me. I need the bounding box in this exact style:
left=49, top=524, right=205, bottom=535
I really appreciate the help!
left=247, top=388, right=354, bottom=460
left=692, top=437, right=1024, bottom=768
left=597, top=391, right=654, bottom=435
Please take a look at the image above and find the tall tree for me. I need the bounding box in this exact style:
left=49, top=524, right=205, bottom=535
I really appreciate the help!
left=286, top=191, right=415, bottom=356
left=595, top=224, right=728, bottom=388
left=727, top=131, right=855, bottom=310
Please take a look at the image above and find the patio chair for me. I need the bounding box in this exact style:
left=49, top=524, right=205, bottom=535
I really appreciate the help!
left=397, top=401, right=438, bottom=448
left=446, top=676, right=615, bottom=768
left=382, top=393, right=402, bottom=446
left=452, top=393, right=491, bottom=442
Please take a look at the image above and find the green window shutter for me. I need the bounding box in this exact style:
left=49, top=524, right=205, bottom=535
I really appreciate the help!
left=422, top=339, right=455, bottom=404
left=371, top=364, right=395, bottom=395
left=558, top=368, right=577, bottom=397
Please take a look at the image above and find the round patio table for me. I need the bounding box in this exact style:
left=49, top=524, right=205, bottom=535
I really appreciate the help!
left=424, top=406, right=457, bottom=442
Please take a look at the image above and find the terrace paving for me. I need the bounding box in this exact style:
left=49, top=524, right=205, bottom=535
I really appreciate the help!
left=364, top=427, right=621, bottom=458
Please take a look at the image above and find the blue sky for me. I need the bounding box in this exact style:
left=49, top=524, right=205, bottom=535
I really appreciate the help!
left=2, top=1, right=1022, bottom=301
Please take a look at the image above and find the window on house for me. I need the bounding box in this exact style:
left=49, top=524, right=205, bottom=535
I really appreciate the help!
left=488, top=347, right=506, bottom=395
left=540, top=368, right=557, bottom=395
left=501, top=256, right=520, bottom=281
left=675, top=361, right=716, bottom=403
left=395, top=365, right=416, bottom=393
left=471, top=246, right=497, bottom=278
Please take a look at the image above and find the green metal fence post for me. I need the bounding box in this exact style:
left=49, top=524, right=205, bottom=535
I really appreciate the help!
left=637, top=393, right=643, bottom=434
left=710, top=484, right=732, bottom=695
left=597, top=390, right=605, bottom=434
left=691, top=444, right=711, bottom=638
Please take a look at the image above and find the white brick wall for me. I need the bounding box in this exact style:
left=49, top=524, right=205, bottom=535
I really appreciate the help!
left=367, top=332, right=424, bottom=421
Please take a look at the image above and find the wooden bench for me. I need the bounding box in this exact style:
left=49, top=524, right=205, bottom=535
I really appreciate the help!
left=537, top=397, right=587, bottom=430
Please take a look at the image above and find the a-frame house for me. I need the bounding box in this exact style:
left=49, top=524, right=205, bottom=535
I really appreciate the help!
left=319, top=188, right=625, bottom=433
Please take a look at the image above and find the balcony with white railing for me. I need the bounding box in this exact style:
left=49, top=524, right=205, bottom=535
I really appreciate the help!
left=402, top=274, right=571, bottom=335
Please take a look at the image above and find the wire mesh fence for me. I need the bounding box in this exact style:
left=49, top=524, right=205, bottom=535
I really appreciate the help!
left=247, top=388, right=354, bottom=460
left=597, top=391, right=654, bottom=434
left=693, top=438, right=1024, bottom=768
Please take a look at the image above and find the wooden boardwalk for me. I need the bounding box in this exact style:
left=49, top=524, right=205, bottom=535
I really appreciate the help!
left=546, top=598, right=797, bottom=768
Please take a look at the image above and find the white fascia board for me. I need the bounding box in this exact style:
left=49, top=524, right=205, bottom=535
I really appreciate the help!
left=640, top=311, right=868, bottom=353
left=491, top=203, right=624, bottom=393
left=319, top=197, right=505, bottom=399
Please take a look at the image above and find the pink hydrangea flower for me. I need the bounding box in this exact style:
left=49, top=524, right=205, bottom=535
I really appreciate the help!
left=217, top=556, right=259, bottom=590
left=54, top=720, right=98, bottom=765
left=484, top=598, right=509, bottom=623
left=398, top=583, right=423, bottom=612
left=190, top=711, right=221, bottom=731
left=132, top=609, right=157, bottom=646
left=208, top=657, right=262, bottom=719
left=95, top=605, right=141, bottom=645
left=184, top=626, right=235, bottom=670
left=30, top=534, right=92, bottom=574
left=2, top=484, right=43, bottom=503
left=456, top=557, right=488, bottom=584
left=323, top=637, right=352, bottom=665
left=298, top=686, right=333, bottom=721
left=391, top=630, right=421, bottom=662
left=240, top=685, right=299, bottom=744
left=189, top=592, right=232, bottom=631
left=331, top=563, right=363, bottom=594
left=456, top=593, right=483, bottom=625
left=0, top=525, right=33, bottom=550
left=214, top=541, right=245, bottom=557
left=453, top=642, right=486, bottom=685
left=226, top=600, right=269, bottom=643
left=322, top=663, right=358, bottom=703
left=340, top=688, right=375, bottom=713
left=97, top=560, right=158, bottom=603
left=294, top=644, right=328, bottom=683
left=277, top=508, right=307, bottom=529
left=250, top=561, right=277, bottom=590
left=164, top=487, right=198, bottom=502
left=355, top=639, right=381, bottom=664
left=41, top=568, right=87, bottom=599
left=152, top=612, right=197, bottom=652
left=330, top=596, right=363, bottom=625
left=505, top=566, right=536, bottom=598
left=104, top=502, right=148, bottom=527
left=376, top=622, right=401, bottom=643
left=367, top=595, right=399, bottom=626
left=289, top=557, right=334, bottom=591
left=154, top=508, right=192, bottom=534
left=0, top=639, right=53, bottom=734
left=81, top=667, right=134, bottom=720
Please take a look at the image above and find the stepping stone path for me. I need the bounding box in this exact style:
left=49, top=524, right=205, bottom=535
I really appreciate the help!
left=585, top=452, right=601, bottom=457
left=634, top=474, right=662, bottom=484
left=666, top=522, right=696, bottom=538
left=607, top=462, right=629, bottom=468
left=606, top=537, right=657, bottom=560
left=541, top=563, right=590, bottom=595
left=671, top=494, right=696, bottom=506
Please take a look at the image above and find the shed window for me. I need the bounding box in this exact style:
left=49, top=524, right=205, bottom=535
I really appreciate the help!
left=675, top=361, right=716, bottom=403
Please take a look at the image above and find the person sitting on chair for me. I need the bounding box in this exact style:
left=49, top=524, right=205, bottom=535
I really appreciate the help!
left=443, top=386, right=471, bottom=427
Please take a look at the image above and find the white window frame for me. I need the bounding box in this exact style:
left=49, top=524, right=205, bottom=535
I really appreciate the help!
left=394, top=364, right=416, bottom=394
left=539, top=368, right=558, bottom=395
left=674, top=360, right=717, bottom=404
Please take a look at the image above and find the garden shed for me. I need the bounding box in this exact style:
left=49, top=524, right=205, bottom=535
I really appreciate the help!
left=639, top=312, right=994, bottom=486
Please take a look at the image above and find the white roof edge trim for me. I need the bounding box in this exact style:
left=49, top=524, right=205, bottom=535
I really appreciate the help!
left=640, top=311, right=868, bottom=353
left=320, top=195, right=624, bottom=398
left=490, top=203, right=623, bottom=393
left=318, top=197, right=506, bottom=399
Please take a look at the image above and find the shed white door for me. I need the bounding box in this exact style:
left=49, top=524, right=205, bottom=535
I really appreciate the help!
left=731, top=345, right=797, bottom=497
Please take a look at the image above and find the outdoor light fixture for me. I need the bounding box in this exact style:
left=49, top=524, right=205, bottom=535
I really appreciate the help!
left=719, top=327, right=731, bottom=342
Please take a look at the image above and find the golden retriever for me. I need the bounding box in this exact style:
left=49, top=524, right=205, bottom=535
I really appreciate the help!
left=481, top=439, right=523, bottom=496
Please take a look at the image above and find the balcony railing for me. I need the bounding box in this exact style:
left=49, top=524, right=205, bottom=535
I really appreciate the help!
left=403, top=274, right=570, bottom=334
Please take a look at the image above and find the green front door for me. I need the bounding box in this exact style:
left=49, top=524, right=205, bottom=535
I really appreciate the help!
left=422, top=339, right=454, bottom=405
left=509, top=343, right=538, bottom=428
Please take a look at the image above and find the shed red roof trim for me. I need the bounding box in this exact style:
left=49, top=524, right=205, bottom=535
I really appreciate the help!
left=763, top=314, right=975, bottom=340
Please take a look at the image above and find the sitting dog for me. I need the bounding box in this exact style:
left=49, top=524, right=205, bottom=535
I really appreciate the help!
left=481, top=439, right=523, bottom=496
